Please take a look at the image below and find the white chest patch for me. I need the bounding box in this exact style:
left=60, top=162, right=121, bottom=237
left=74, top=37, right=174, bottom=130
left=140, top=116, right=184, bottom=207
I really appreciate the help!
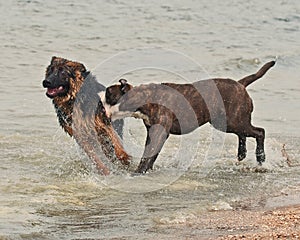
left=98, top=91, right=150, bottom=124
left=98, top=91, right=134, bottom=120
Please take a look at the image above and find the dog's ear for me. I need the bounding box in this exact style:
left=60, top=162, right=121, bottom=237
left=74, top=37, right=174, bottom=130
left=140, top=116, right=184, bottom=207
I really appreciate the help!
left=50, top=56, right=68, bottom=67
left=50, top=56, right=61, bottom=65
left=119, top=78, right=127, bottom=86
left=119, top=79, right=131, bottom=93
left=51, top=56, right=57, bottom=64
left=66, top=61, right=87, bottom=74
left=76, top=62, right=87, bottom=73
left=46, top=56, right=60, bottom=74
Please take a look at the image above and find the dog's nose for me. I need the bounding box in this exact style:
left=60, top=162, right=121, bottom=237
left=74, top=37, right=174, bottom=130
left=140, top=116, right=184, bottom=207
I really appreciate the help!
left=42, top=79, right=52, bottom=88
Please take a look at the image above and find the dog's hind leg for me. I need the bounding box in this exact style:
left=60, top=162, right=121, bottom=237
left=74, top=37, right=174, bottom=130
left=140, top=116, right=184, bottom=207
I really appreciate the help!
left=253, top=126, right=265, bottom=165
left=243, top=125, right=266, bottom=164
left=237, top=134, right=247, bottom=161
left=135, top=124, right=170, bottom=174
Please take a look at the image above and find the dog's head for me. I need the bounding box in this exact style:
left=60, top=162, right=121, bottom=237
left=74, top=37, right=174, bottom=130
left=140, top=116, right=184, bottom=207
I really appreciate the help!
left=42, top=56, right=87, bottom=99
left=105, top=79, right=133, bottom=106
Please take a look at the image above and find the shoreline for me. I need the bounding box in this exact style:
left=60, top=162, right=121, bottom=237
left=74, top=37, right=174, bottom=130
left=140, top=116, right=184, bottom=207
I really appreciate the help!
left=207, top=204, right=300, bottom=239
left=164, top=204, right=300, bottom=239
left=156, top=193, right=300, bottom=239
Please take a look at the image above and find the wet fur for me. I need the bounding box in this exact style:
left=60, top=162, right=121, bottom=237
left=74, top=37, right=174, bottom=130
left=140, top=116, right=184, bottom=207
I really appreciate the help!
left=103, top=61, right=275, bottom=173
left=42, top=57, right=130, bottom=175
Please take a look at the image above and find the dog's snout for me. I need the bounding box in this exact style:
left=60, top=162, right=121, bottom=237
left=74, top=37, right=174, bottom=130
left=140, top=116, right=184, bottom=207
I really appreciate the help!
left=42, top=79, right=52, bottom=88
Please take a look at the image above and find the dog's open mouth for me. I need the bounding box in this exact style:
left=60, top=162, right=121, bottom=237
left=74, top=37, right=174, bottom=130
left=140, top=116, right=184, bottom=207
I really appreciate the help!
left=46, top=86, right=65, bottom=98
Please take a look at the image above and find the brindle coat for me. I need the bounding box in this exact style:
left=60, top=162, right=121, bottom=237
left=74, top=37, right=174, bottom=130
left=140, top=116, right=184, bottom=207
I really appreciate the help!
left=42, top=57, right=131, bottom=175
left=103, top=61, right=275, bottom=173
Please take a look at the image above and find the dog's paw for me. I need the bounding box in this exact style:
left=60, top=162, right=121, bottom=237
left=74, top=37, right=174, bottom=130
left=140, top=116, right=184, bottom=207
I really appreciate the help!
left=119, top=154, right=132, bottom=165
left=237, top=152, right=247, bottom=161
left=256, top=151, right=266, bottom=165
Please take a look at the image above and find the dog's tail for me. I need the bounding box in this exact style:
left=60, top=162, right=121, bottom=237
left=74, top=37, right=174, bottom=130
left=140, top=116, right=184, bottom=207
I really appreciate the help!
left=238, top=60, right=276, bottom=87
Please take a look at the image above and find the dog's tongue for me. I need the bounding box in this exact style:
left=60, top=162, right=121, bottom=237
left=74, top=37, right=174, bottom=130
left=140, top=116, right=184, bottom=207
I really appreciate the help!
left=47, top=86, right=64, bottom=97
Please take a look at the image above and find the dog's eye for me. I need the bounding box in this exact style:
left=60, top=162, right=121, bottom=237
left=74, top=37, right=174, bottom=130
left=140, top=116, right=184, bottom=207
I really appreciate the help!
left=62, top=68, right=76, bottom=79
left=60, top=69, right=71, bottom=77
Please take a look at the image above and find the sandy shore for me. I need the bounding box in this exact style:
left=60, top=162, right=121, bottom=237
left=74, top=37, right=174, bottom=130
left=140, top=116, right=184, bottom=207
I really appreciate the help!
left=201, top=205, right=300, bottom=239
left=156, top=195, right=300, bottom=239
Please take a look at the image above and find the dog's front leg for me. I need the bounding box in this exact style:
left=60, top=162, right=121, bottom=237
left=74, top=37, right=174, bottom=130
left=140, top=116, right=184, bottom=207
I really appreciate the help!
left=77, top=139, right=110, bottom=175
left=135, top=123, right=170, bottom=174
left=112, top=119, right=124, bottom=139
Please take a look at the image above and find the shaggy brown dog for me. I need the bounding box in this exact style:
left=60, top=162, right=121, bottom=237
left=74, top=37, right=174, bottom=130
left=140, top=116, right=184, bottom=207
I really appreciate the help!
left=42, top=57, right=131, bottom=175
left=101, top=61, right=275, bottom=174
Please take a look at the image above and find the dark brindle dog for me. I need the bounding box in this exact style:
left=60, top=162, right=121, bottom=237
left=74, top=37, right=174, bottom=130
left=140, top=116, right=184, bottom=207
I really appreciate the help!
left=101, top=61, right=275, bottom=174
left=42, top=57, right=131, bottom=175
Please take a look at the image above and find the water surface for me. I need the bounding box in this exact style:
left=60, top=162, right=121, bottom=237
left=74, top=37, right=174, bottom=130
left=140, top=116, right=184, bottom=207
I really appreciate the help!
left=0, top=0, right=299, bottom=239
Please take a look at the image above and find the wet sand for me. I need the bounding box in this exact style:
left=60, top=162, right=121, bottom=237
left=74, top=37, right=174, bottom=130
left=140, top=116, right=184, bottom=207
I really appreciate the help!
left=203, top=205, right=300, bottom=239
left=156, top=205, right=300, bottom=239
left=155, top=195, right=300, bottom=239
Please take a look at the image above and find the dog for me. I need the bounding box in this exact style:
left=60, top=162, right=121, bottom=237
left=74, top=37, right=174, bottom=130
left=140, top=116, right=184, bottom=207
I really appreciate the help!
left=100, top=61, right=275, bottom=174
left=42, top=56, right=131, bottom=175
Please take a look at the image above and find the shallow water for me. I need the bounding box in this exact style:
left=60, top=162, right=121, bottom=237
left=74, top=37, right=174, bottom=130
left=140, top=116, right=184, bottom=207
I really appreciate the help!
left=1, top=0, right=300, bottom=239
